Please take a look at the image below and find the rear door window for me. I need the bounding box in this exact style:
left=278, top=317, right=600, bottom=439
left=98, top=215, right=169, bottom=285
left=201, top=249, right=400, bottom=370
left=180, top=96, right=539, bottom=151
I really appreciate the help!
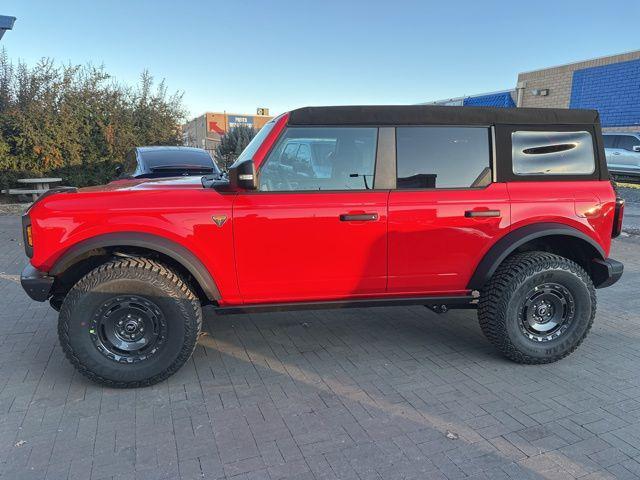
left=603, top=136, right=617, bottom=148
left=512, top=131, right=595, bottom=175
left=396, top=127, right=491, bottom=189
left=617, top=135, right=640, bottom=152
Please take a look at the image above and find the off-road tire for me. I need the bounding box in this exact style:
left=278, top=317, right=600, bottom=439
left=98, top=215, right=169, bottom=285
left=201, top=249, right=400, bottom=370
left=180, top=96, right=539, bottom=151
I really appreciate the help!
left=478, top=251, right=596, bottom=364
left=58, top=257, right=202, bottom=388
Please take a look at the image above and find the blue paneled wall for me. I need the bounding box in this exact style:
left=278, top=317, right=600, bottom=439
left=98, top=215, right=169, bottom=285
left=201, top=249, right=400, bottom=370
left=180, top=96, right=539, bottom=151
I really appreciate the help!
left=570, top=58, right=640, bottom=127
left=463, top=92, right=515, bottom=108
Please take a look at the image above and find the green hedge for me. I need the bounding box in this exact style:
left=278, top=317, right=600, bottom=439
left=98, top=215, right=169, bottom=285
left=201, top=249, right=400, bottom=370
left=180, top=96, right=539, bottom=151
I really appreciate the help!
left=0, top=51, right=185, bottom=191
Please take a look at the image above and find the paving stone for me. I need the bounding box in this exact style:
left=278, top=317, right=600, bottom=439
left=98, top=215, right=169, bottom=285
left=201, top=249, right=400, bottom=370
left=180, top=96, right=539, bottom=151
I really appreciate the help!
left=0, top=214, right=639, bottom=479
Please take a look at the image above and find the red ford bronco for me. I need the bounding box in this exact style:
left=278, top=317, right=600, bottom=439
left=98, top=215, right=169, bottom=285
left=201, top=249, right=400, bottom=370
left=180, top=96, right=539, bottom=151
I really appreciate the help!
left=20, top=106, right=624, bottom=387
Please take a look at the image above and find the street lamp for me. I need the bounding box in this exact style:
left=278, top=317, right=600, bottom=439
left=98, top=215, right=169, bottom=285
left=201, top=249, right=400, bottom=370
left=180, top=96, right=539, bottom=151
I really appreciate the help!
left=0, top=15, right=16, bottom=40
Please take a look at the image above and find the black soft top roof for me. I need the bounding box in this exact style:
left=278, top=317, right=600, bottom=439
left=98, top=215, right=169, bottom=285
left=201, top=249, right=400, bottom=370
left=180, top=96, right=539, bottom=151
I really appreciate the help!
left=288, top=105, right=600, bottom=126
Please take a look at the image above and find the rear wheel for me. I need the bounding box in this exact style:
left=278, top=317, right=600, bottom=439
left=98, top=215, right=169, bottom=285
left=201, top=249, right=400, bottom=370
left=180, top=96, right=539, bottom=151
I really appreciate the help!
left=58, top=257, right=202, bottom=387
left=478, top=251, right=596, bottom=364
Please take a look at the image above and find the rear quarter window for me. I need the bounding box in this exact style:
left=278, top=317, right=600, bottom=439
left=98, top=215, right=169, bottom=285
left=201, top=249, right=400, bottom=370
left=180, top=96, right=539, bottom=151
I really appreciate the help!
left=512, top=131, right=595, bottom=176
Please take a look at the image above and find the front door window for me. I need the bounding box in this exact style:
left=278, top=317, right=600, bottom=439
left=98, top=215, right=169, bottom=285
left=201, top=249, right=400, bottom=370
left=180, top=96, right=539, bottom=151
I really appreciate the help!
left=259, top=127, right=378, bottom=191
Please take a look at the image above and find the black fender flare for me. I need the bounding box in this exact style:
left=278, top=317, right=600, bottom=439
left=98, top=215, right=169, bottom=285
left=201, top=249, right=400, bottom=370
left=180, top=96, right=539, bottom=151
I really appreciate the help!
left=467, top=222, right=605, bottom=291
left=49, top=232, right=220, bottom=301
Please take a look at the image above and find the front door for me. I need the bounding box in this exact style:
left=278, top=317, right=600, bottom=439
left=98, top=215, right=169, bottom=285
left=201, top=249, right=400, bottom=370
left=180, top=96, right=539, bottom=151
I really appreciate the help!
left=233, top=126, right=388, bottom=304
left=388, top=126, right=510, bottom=294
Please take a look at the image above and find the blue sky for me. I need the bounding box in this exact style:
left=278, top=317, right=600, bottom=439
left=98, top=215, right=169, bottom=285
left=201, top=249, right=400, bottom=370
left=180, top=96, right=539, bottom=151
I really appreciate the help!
left=2, top=0, right=639, bottom=119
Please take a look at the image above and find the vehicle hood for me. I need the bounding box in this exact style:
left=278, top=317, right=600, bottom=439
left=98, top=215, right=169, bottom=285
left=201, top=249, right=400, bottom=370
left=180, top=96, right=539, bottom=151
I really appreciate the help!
left=81, top=175, right=206, bottom=193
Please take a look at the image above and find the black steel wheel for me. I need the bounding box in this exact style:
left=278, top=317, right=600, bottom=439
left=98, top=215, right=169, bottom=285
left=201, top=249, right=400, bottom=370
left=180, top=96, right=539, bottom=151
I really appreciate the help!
left=478, top=251, right=596, bottom=364
left=519, top=283, right=575, bottom=342
left=90, top=295, right=168, bottom=363
left=59, top=257, right=202, bottom=388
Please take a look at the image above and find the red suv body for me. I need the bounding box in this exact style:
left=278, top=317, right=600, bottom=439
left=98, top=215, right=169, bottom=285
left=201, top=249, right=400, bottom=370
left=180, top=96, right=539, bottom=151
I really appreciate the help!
left=20, top=106, right=624, bottom=387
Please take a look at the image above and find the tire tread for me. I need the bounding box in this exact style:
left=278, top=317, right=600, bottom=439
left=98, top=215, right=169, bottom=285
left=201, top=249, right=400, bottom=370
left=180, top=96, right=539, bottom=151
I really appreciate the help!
left=478, top=251, right=596, bottom=364
left=58, top=257, right=202, bottom=388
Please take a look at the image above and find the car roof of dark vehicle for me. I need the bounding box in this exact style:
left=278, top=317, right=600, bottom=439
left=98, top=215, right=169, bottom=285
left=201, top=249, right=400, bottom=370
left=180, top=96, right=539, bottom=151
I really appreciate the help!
left=136, top=146, right=219, bottom=171
left=288, top=105, right=600, bottom=127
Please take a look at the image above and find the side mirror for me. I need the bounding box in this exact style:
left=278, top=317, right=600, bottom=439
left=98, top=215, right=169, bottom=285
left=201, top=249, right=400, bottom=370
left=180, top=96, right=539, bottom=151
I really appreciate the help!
left=228, top=159, right=258, bottom=190
left=633, top=146, right=640, bottom=153
left=115, top=165, right=123, bottom=177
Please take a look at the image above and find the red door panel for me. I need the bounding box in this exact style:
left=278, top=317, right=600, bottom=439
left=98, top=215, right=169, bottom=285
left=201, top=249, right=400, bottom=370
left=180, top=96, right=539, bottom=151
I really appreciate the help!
left=388, top=183, right=510, bottom=294
left=233, top=192, right=388, bottom=303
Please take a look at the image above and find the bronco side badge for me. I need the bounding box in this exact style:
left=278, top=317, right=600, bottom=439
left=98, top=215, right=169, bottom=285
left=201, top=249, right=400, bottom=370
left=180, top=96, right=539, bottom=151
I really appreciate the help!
left=212, top=215, right=227, bottom=227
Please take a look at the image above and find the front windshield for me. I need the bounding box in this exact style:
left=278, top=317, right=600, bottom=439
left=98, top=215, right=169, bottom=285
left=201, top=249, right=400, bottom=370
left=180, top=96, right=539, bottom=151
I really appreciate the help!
left=232, top=119, right=276, bottom=167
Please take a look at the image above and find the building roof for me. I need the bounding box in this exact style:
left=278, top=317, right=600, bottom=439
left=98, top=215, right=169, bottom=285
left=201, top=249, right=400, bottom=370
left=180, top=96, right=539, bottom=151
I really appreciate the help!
left=0, top=16, right=15, bottom=29
left=0, top=15, right=16, bottom=40
left=288, top=105, right=600, bottom=126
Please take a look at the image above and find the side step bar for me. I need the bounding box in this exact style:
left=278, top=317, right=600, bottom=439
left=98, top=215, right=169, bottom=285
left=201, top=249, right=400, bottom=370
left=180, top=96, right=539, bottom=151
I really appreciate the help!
left=215, top=295, right=477, bottom=315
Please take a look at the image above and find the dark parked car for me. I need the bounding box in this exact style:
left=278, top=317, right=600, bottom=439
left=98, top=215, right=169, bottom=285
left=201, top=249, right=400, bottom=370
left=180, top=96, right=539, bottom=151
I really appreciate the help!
left=119, top=146, right=220, bottom=179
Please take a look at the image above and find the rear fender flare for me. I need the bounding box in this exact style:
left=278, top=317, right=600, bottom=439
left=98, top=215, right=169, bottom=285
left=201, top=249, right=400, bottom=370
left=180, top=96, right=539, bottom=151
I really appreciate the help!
left=467, top=223, right=605, bottom=291
left=49, top=232, right=220, bottom=301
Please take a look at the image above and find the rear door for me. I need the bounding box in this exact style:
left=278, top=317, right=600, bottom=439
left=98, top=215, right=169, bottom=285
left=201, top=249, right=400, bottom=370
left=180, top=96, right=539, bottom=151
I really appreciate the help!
left=388, top=126, right=510, bottom=294
left=233, top=126, right=389, bottom=304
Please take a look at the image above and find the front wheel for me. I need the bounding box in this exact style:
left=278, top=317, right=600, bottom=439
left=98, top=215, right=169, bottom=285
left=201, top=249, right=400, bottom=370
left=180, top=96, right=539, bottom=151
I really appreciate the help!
left=478, top=251, right=596, bottom=364
left=58, top=257, right=202, bottom=387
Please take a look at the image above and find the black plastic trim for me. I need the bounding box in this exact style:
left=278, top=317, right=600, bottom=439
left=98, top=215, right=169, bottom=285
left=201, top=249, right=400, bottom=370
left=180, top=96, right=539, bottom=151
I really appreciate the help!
left=21, top=264, right=54, bottom=301
left=467, top=223, right=606, bottom=290
left=49, top=232, right=221, bottom=301
left=215, top=295, right=475, bottom=315
left=288, top=105, right=600, bottom=127
left=591, top=258, right=623, bottom=289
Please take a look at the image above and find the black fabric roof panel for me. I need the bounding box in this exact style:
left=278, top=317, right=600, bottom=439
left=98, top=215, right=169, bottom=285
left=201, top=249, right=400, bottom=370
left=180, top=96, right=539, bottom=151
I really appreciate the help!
left=288, top=105, right=600, bottom=126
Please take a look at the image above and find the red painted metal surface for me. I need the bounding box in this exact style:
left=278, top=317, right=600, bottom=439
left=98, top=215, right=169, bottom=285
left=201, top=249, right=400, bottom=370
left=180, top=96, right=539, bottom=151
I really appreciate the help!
left=388, top=183, right=511, bottom=293
left=233, top=191, right=388, bottom=303
left=507, top=181, right=616, bottom=257
left=27, top=177, right=243, bottom=304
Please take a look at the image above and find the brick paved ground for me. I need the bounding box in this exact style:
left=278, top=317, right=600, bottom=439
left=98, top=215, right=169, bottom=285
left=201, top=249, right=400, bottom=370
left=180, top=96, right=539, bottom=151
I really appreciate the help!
left=0, top=214, right=639, bottom=480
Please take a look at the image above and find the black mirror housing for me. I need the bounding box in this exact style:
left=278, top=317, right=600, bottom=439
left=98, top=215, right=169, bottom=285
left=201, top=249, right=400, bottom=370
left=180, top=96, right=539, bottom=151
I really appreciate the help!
left=228, top=159, right=258, bottom=190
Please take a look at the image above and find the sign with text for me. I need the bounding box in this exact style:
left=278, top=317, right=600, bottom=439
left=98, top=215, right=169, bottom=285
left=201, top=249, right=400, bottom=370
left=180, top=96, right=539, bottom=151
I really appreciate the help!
left=227, top=115, right=254, bottom=129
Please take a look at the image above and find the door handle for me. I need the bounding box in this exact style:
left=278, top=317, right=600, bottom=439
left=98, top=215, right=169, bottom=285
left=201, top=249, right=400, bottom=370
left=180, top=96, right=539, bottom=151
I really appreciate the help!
left=612, top=152, right=621, bottom=155
left=465, top=210, right=501, bottom=218
left=339, top=213, right=378, bottom=222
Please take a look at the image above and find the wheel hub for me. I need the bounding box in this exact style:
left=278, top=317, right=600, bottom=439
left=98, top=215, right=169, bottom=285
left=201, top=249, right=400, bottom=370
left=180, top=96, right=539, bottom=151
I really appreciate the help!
left=89, top=296, right=167, bottom=363
left=519, top=283, right=575, bottom=342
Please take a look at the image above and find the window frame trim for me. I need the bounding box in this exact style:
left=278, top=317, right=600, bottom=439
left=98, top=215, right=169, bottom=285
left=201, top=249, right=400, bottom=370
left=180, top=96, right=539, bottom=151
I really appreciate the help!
left=494, top=124, right=603, bottom=182
left=393, top=124, right=494, bottom=191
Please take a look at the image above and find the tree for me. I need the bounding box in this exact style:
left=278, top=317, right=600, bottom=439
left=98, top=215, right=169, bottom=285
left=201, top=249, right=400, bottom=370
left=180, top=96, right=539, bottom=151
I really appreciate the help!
left=214, top=124, right=257, bottom=170
left=0, top=49, right=186, bottom=189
